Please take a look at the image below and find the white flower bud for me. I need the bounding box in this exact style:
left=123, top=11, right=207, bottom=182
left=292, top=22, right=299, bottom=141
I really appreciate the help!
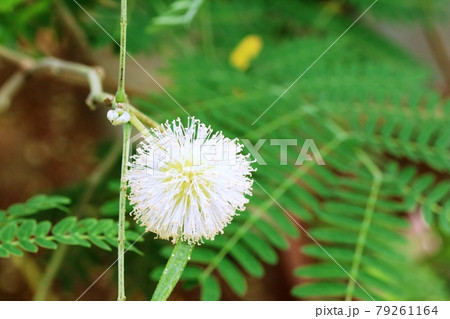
left=107, top=108, right=130, bottom=126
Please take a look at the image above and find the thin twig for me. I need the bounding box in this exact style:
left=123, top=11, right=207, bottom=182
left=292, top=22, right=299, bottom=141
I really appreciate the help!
left=117, top=123, right=131, bottom=301
left=116, top=0, right=128, bottom=104
left=116, top=0, right=129, bottom=302
left=0, top=71, right=27, bottom=113
left=0, top=46, right=34, bottom=67
left=0, top=45, right=158, bottom=128
left=32, top=245, right=68, bottom=301
left=11, top=254, right=57, bottom=300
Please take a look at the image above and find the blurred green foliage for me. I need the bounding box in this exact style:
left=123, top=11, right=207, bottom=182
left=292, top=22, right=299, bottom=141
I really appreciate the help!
left=0, top=0, right=449, bottom=300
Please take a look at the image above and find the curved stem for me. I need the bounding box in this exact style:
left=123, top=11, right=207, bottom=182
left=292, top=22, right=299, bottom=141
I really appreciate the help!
left=0, top=46, right=158, bottom=129
left=151, top=241, right=194, bottom=301
left=0, top=71, right=27, bottom=113
left=33, top=244, right=68, bottom=301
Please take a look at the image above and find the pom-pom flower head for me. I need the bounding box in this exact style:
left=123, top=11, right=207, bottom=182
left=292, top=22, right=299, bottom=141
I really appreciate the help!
left=127, top=117, right=255, bottom=244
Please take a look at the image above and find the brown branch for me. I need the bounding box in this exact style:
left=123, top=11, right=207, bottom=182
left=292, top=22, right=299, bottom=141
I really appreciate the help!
left=0, top=46, right=158, bottom=128
left=52, top=1, right=145, bottom=96
left=0, top=46, right=35, bottom=69
left=0, top=71, right=27, bottom=112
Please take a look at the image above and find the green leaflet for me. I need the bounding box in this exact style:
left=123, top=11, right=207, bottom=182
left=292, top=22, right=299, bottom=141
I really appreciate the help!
left=0, top=196, right=142, bottom=258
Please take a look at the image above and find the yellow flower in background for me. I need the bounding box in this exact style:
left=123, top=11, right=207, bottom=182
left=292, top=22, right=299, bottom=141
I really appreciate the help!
left=229, top=35, right=263, bottom=71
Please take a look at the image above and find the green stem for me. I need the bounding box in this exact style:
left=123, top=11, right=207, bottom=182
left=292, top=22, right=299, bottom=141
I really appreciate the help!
left=116, top=0, right=129, bottom=302
left=151, top=241, right=194, bottom=301
left=129, top=105, right=159, bottom=129
left=116, top=0, right=128, bottom=103
left=129, top=113, right=151, bottom=137
left=32, top=244, right=67, bottom=301
left=118, top=123, right=131, bottom=301
left=345, top=151, right=382, bottom=301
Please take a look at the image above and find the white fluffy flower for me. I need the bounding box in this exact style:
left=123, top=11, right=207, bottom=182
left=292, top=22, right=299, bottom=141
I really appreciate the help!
left=126, top=117, right=255, bottom=244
